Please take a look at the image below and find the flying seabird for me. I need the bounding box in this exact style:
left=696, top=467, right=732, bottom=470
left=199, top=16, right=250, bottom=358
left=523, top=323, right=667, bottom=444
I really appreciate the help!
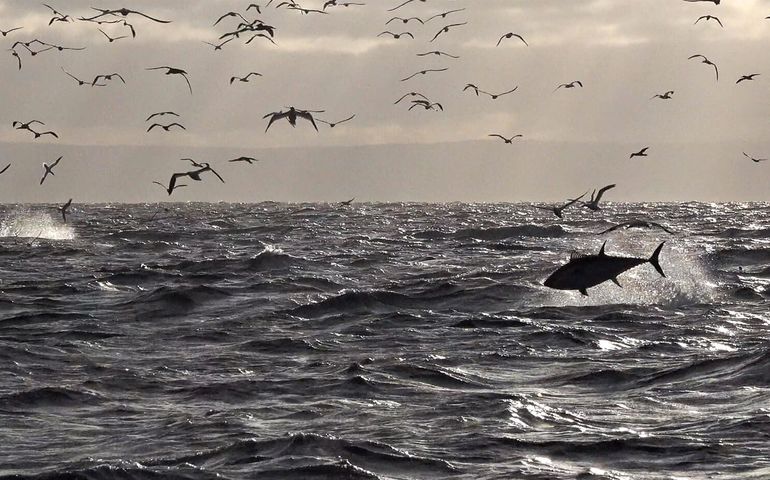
left=80, top=8, right=171, bottom=24
left=147, top=122, right=186, bottom=132
left=688, top=54, right=719, bottom=81
left=146, top=66, right=193, bottom=94
left=213, top=11, right=247, bottom=26
left=409, top=100, right=443, bottom=111
left=694, top=15, right=723, bottom=27
left=425, top=8, right=465, bottom=23
left=479, top=87, right=518, bottom=99
left=497, top=32, right=528, bottom=47
left=743, top=152, right=768, bottom=163
left=164, top=163, right=225, bottom=195
left=203, top=38, right=233, bottom=50
left=377, top=31, right=414, bottom=39
left=386, top=17, right=424, bottom=25
left=230, top=72, right=262, bottom=84
left=339, top=197, right=355, bottom=206
left=228, top=157, right=259, bottom=164
left=146, top=111, right=179, bottom=121
left=400, top=67, right=448, bottom=82
left=92, top=73, right=126, bottom=86
left=40, top=156, right=62, bottom=185
left=181, top=158, right=206, bottom=167
left=533, top=192, right=587, bottom=219
left=583, top=184, right=616, bottom=211
left=736, top=74, right=760, bottom=84
left=62, top=67, right=104, bottom=86
left=598, top=220, right=675, bottom=235
left=554, top=81, right=583, bottom=92
left=153, top=180, right=187, bottom=193
left=317, top=114, right=356, bottom=127
left=630, top=147, right=649, bottom=159
left=430, top=22, right=467, bottom=42
left=10, top=49, right=21, bottom=70
left=387, top=0, right=427, bottom=12
left=98, top=28, right=128, bottom=42
left=264, top=107, right=320, bottom=132
left=0, top=27, right=23, bottom=37
left=394, top=92, right=428, bottom=104
left=463, top=83, right=480, bottom=96
left=651, top=90, right=674, bottom=99
left=683, top=0, right=719, bottom=4
left=416, top=50, right=459, bottom=58
left=489, top=134, right=522, bottom=144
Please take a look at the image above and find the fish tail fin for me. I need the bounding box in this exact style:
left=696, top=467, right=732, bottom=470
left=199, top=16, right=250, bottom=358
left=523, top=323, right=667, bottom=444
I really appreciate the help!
left=649, top=242, right=666, bottom=277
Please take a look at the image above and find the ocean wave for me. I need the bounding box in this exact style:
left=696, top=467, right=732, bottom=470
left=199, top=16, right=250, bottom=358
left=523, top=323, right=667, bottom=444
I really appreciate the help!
left=121, top=285, right=231, bottom=317
left=0, top=386, right=104, bottom=410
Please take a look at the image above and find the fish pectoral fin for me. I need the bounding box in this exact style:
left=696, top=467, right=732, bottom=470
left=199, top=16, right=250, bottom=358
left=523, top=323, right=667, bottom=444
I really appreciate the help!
left=611, top=277, right=622, bottom=288
left=579, top=288, right=588, bottom=296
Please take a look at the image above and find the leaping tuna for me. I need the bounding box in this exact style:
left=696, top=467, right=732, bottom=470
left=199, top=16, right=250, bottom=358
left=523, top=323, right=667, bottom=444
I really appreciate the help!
left=544, top=241, right=666, bottom=296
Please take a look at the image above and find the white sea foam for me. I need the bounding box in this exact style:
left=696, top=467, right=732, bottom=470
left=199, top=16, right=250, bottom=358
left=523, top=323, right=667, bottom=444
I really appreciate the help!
left=0, top=209, right=75, bottom=240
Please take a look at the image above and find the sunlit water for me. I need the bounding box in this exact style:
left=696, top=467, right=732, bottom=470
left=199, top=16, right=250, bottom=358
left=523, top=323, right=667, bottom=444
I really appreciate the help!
left=0, top=202, right=768, bottom=480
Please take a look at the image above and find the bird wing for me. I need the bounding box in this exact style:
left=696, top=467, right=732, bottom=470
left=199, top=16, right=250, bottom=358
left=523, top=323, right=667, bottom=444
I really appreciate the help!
left=147, top=123, right=160, bottom=132
left=336, top=114, right=355, bottom=124
left=124, top=9, right=172, bottom=23
left=488, top=134, right=506, bottom=140
left=496, top=34, right=506, bottom=46
left=0, top=163, right=10, bottom=174
left=115, top=73, right=126, bottom=83
left=50, top=156, right=62, bottom=168
left=594, top=184, right=616, bottom=202
left=207, top=166, right=226, bottom=183
left=180, top=73, right=193, bottom=94
left=514, top=34, right=528, bottom=46
left=715, top=17, right=724, bottom=27
left=265, top=111, right=288, bottom=132
left=387, top=0, right=414, bottom=12
left=169, top=123, right=186, bottom=130
left=296, top=111, right=319, bottom=131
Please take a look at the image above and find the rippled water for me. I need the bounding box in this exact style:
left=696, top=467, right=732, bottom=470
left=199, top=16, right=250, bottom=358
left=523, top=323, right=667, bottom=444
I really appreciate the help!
left=0, top=202, right=769, bottom=480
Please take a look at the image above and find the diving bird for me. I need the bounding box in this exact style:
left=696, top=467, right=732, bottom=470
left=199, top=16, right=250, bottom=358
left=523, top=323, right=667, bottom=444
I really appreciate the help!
left=533, top=193, right=587, bottom=219
left=630, top=147, right=649, bottom=158
left=60, top=198, right=72, bottom=222
left=555, top=81, right=583, bottom=92
left=598, top=220, right=675, bottom=235
left=737, top=74, right=760, bottom=84
left=230, top=72, right=262, bottom=84
left=400, top=67, right=448, bottom=82
left=544, top=241, right=666, bottom=296
left=497, top=32, right=528, bottom=46
left=228, top=156, right=259, bottom=164
left=0, top=27, right=23, bottom=37
left=694, top=15, right=723, bottom=27
left=317, top=114, right=356, bottom=127
left=339, top=197, right=355, bottom=206
left=688, top=54, right=719, bottom=81
left=146, top=111, right=179, bottom=121
left=147, top=123, right=186, bottom=132
left=98, top=28, right=128, bottom=42
left=264, top=107, right=320, bottom=132
left=430, top=22, right=467, bottom=42
left=146, top=66, right=193, bottom=94
left=40, top=156, right=62, bottom=185
left=489, top=134, right=522, bottom=144
left=743, top=152, right=768, bottom=163
left=651, top=90, right=674, bottom=99
left=583, top=184, right=616, bottom=211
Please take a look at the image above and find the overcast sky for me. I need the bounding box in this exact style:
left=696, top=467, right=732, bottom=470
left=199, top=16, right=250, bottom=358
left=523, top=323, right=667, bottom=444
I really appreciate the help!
left=1, top=0, right=769, bottom=203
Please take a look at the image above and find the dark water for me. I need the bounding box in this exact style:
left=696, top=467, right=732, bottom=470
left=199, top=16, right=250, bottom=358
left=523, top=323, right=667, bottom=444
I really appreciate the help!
left=0, top=202, right=769, bottom=480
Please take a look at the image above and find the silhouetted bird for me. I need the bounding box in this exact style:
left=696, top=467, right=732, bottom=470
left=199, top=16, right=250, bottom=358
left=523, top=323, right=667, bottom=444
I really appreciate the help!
left=489, top=134, right=522, bottom=144
left=146, top=111, right=179, bottom=121
left=651, top=90, right=674, bottom=99
left=80, top=8, right=171, bottom=24
left=479, top=87, right=518, bottom=99
left=377, top=31, right=414, bottom=39
left=555, top=81, right=583, bottom=91
left=630, top=147, right=649, bottom=158
left=430, top=22, right=467, bottom=42
left=147, top=122, right=186, bottom=132
left=92, top=73, right=125, bottom=86
left=40, top=156, right=62, bottom=185
left=230, top=72, right=262, bottom=84
left=583, top=184, right=616, bottom=211
left=736, top=74, right=760, bottom=84
left=533, top=193, right=587, bottom=219
left=317, top=114, right=356, bottom=127
left=213, top=12, right=247, bottom=26
left=0, top=164, right=10, bottom=175
left=60, top=198, right=72, bottom=222
left=386, top=17, right=423, bottom=24
left=743, top=152, right=767, bottom=163
left=146, top=66, right=193, bottom=94
left=0, top=27, right=23, bottom=37
left=497, top=32, right=528, bottom=46
left=694, top=15, right=723, bottom=27
left=228, top=157, right=259, bottom=164
left=598, top=220, right=675, bottom=235
left=688, top=54, right=719, bottom=81
left=203, top=38, right=233, bottom=50
left=264, top=107, right=320, bottom=132
left=425, top=9, right=465, bottom=23
left=416, top=50, right=459, bottom=58
left=98, top=28, right=127, bottom=42
left=401, top=67, right=448, bottom=81
left=394, top=92, right=428, bottom=104
left=164, top=163, right=225, bottom=195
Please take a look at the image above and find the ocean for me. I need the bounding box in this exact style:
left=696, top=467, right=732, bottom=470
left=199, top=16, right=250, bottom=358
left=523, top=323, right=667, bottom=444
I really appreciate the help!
left=0, top=202, right=768, bottom=479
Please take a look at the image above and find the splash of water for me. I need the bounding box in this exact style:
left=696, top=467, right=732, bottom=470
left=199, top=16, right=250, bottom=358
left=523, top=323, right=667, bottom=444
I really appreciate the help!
left=0, top=209, right=75, bottom=240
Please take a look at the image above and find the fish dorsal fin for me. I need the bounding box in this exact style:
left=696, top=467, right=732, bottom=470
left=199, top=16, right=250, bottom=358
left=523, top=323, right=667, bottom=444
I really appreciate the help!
left=598, top=241, right=607, bottom=256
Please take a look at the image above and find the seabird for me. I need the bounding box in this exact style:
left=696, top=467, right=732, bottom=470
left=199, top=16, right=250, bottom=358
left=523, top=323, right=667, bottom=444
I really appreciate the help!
left=400, top=67, right=448, bottom=82
left=153, top=180, right=187, bottom=193
left=146, top=111, right=179, bottom=121
left=62, top=67, right=104, bottom=86
left=0, top=27, right=23, bottom=37
left=339, top=197, right=355, bottom=206
left=479, top=87, right=518, bottom=99
left=409, top=100, right=443, bottom=111
left=164, top=163, right=225, bottom=195
left=40, top=156, right=62, bottom=185
left=228, top=156, right=259, bottom=164
left=264, top=107, right=320, bottom=132
left=694, top=15, right=723, bottom=27
left=688, top=54, right=719, bottom=81
left=317, top=114, right=356, bottom=127
left=387, top=0, right=427, bottom=12
left=583, top=184, right=616, bottom=211
left=489, top=134, right=522, bottom=144
left=80, top=8, right=171, bottom=24
left=203, top=38, right=233, bottom=50
left=146, top=66, right=193, bottom=94
left=147, top=122, right=186, bottom=132
left=683, top=0, right=719, bottom=4
left=497, top=32, right=528, bottom=47
left=213, top=11, right=247, bottom=26
left=630, top=147, right=649, bottom=159
left=394, top=92, right=429, bottom=104
left=181, top=158, right=206, bottom=167
left=598, top=220, right=675, bottom=235
left=60, top=198, right=72, bottom=222
left=416, top=50, right=459, bottom=58
left=425, top=9, right=465, bottom=23
left=92, top=73, right=126, bottom=86
left=430, top=22, right=467, bottom=42
left=98, top=28, right=128, bottom=42
left=386, top=17, right=424, bottom=25
left=377, top=31, right=414, bottom=39
left=533, top=192, right=587, bottom=219
left=743, top=152, right=768, bottom=163
left=651, top=90, right=674, bottom=99
left=463, top=83, right=481, bottom=96
left=554, top=81, right=583, bottom=92
left=737, top=74, right=760, bottom=84
left=230, top=72, right=262, bottom=84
